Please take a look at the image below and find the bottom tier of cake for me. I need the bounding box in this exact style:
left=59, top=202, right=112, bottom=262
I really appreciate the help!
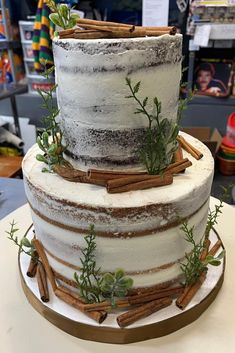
left=19, top=228, right=225, bottom=344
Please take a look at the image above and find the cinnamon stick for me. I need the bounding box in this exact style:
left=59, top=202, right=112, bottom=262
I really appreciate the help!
left=166, top=159, right=192, bottom=175
left=53, top=164, right=85, bottom=182
left=176, top=271, right=207, bottom=310
left=74, top=29, right=171, bottom=40
left=117, top=297, right=172, bottom=328
left=36, top=262, right=49, bottom=302
left=177, top=135, right=203, bottom=160
left=32, top=239, right=57, bottom=292
left=76, top=18, right=176, bottom=34
left=87, top=168, right=146, bottom=181
left=74, top=31, right=111, bottom=40
left=174, top=145, right=184, bottom=163
left=77, top=23, right=135, bottom=33
left=77, top=18, right=133, bottom=28
left=84, top=286, right=183, bottom=312
left=107, top=173, right=173, bottom=193
left=128, top=286, right=183, bottom=306
left=55, top=288, right=107, bottom=324
left=59, top=33, right=75, bottom=39
left=207, top=240, right=222, bottom=257
left=58, top=285, right=85, bottom=303
left=200, top=238, right=211, bottom=261
left=26, top=251, right=39, bottom=277
left=58, top=28, right=75, bottom=36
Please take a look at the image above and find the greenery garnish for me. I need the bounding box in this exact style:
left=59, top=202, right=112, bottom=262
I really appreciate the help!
left=36, top=65, right=65, bottom=172
left=204, top=185, right=232, bottom=239
left=74, top=225, right=133, bottom=304
left=125, top=77, right=179, bottom=174
left=180, top=219, right=225, bottom=287
left=46, top=0, right=79, bottom=30
left=100, top=269, right=133, bottom=307
left=6, top=221, right=36, bottom=259
left=177, top=87, right=193, bottom=124
left=74, top=225, right=103, bottom=303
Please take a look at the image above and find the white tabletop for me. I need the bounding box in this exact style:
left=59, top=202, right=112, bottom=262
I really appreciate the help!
left=1, top=199, right=235, bottom=353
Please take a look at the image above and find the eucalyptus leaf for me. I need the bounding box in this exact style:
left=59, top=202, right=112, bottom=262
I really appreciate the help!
left=49, top=13, right=62, bottom=27
left=217, top=250, right=225, bottom=260
left=20, top=237, right=32, bottom=248
left=208, top=259, right=221, bottom=266
left=115, top=268, right=125, bottom=280
left=59, top=4, right=69, bottom=19
left=103, top=273, right=115, bottom=285
left=36, top=154, right=48, bottom=163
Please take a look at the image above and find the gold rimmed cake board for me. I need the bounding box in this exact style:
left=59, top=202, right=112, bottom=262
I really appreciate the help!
left=18, top=229, right=225, bottom=344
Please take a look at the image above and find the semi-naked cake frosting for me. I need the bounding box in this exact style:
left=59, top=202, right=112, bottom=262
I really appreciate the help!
left=23, top=33, right=214, bottom=291
left=53, top=34, right=182, bottom=170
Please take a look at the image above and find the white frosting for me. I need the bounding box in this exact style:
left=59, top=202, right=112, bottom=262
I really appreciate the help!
left=23, top=133, right=213, bottom=210
left=53, top=34, right=182, bottom=169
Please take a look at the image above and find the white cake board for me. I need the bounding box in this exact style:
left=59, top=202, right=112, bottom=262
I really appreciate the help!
left=19, top=228, right=225, bottom=344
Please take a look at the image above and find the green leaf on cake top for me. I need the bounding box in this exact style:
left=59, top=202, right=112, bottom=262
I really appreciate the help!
left=74, top=225, right=134, bottom=305
left=125, top=77, right=179, bottom=175
left=46, top=1, right=79, bottom=30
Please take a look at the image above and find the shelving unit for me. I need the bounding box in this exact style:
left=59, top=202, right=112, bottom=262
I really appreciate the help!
left=0, top=0, right=27, bottom=138
left=184, top=8, right=235, bottom=135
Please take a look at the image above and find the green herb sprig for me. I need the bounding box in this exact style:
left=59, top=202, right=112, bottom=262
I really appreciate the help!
left=46, top=0, right=79, bottom=30
left=180, top=220, right=225, bottom=287
left=74, top=225, right=133, bottom=304
left=204, top=185, right=232, bottom=239
left=36, top=65, right=65, bottom=172
left=6, top=221, right=36, bottom=258
left=125, top=77, right=179, bottom=174
left=74, top=225, right=103, bottom=303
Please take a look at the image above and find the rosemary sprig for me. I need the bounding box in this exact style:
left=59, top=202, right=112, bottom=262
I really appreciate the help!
left=74, top=225, right=133, bottom=304
left=180, top=222, right=205, bottom=286
left=46, top=0, right=79, bottom=30
left=74, top=225, right=103, bottom=303
left=180, top=211, right=225, bottom=287
left=204, top=185, right=232, bottom=239
left=177, top=88, right=193, bottom=124
left=6, top=221, right=36, bottom=259
left=125, top=77, right=179, bottom=174
left=36, top=65, right=65, bottom=172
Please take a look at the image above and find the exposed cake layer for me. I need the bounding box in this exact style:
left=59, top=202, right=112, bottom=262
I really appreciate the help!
left=23, top=133, right=214, bottom=289
left=53, top=34, right=182, bottom=170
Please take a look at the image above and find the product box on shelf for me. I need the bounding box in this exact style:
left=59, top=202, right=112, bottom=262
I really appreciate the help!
left=22, top=41, right=34, bottom=60
left=28, top=74, right=55, bottom=94
left=19, top=21, right=34, bottom=42
left=24, top=59, right=36, bottom=76
left=182, top=127, right=222, bottom=157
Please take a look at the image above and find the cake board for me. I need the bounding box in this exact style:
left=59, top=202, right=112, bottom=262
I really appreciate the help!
left=18, top=228, right=225, bottom=344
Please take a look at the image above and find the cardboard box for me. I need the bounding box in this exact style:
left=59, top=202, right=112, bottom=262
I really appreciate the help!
left=182, top=127, right=222, bottom=157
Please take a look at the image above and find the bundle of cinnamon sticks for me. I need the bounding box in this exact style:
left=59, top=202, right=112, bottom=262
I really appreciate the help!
left=58, top=18, right=177, bottom=40
left=55, top=157, right=192, bottom=193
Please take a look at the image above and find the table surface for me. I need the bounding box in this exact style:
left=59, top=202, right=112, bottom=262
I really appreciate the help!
left=0, top=177, right=27, bottom=219
left=1, top=198, right=235, bottom=353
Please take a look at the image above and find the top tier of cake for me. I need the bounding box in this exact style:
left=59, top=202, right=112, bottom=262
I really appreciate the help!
left=53, top=34, right=182, bottom=170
